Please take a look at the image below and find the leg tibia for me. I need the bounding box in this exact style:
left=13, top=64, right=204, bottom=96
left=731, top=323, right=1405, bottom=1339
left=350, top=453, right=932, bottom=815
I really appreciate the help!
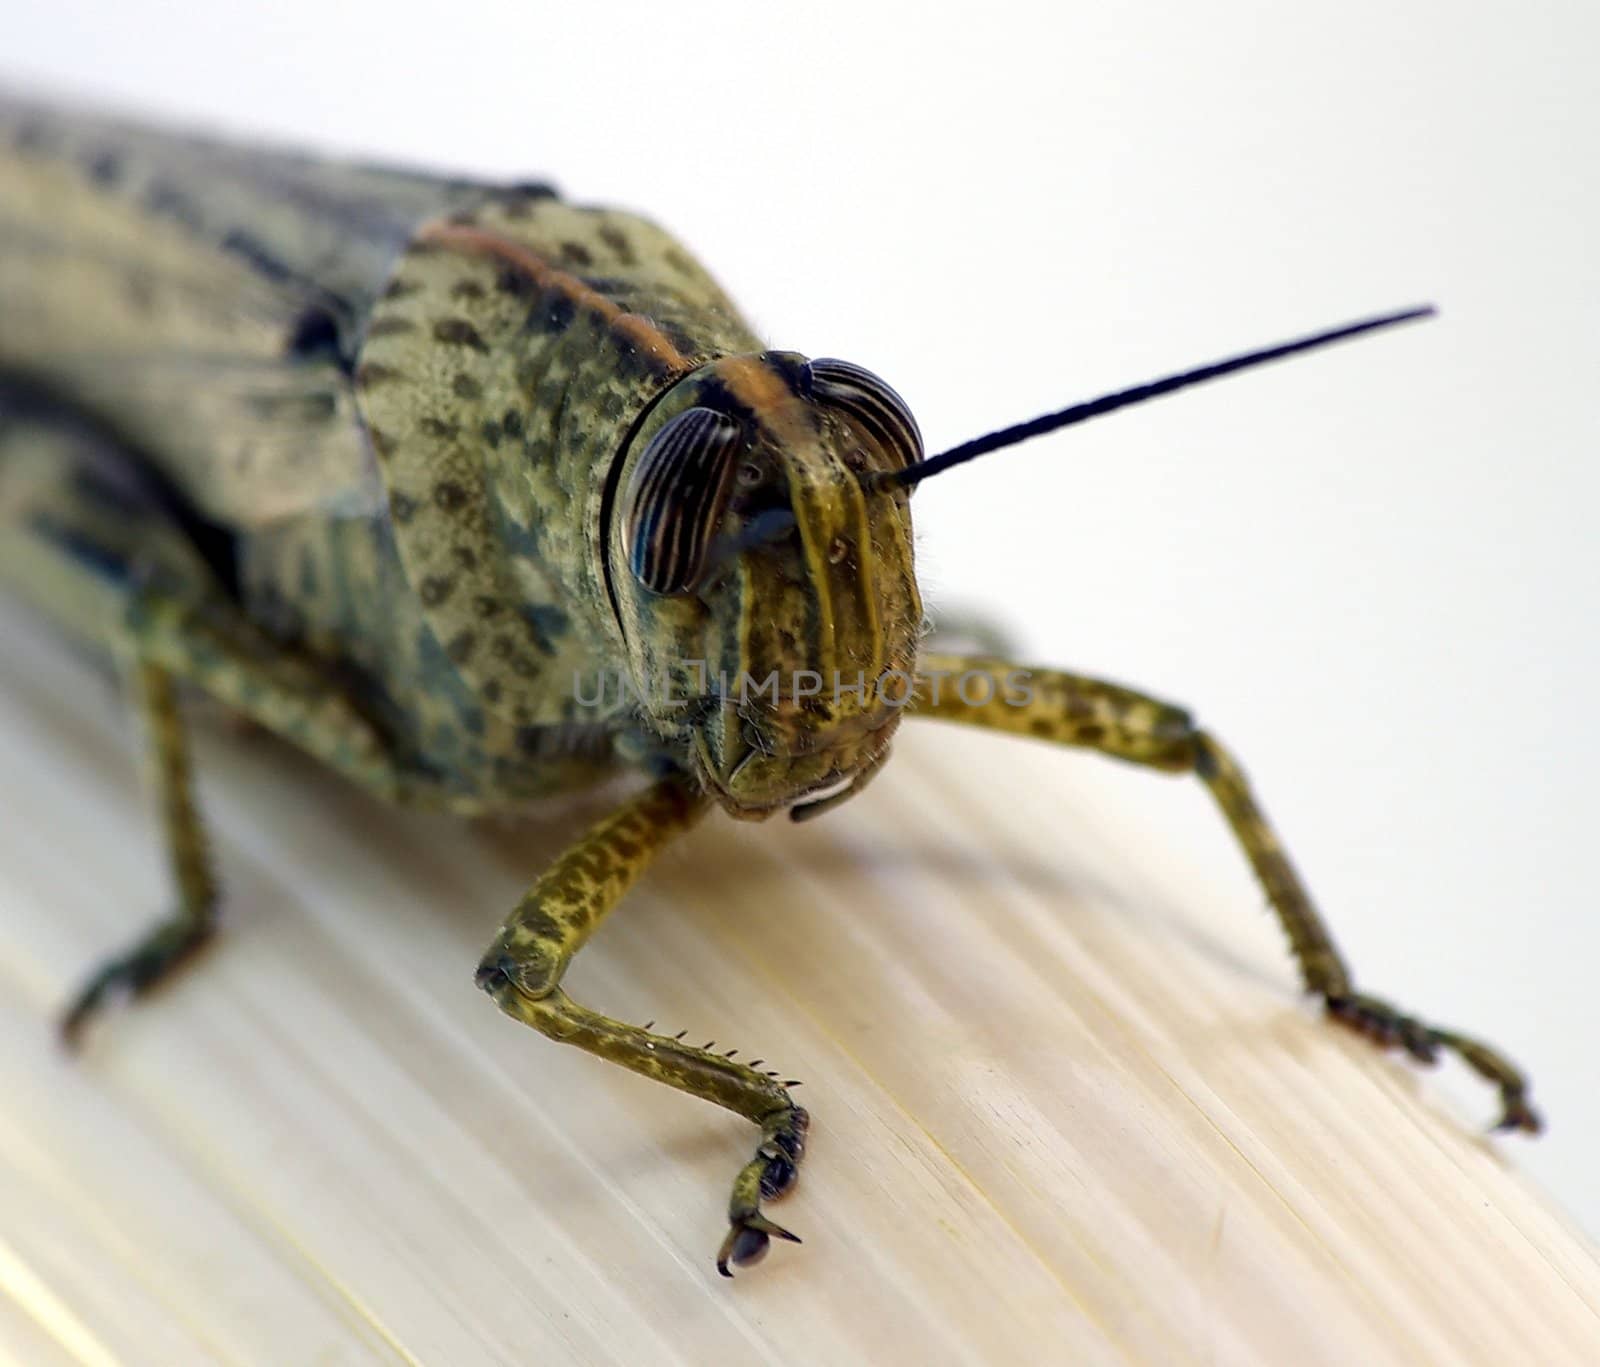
left=60, top=662, right=217, bottom=1042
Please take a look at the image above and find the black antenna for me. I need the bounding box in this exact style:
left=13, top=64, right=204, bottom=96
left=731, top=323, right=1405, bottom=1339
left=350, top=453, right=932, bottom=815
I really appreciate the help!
left=885, top=305, right=1436, bottom=489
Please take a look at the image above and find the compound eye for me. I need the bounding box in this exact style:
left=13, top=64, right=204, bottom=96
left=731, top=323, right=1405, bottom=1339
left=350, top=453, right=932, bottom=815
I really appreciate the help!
left=810, top=358, right=924, bottom=469
left=623, top=406, right=744, bottom=594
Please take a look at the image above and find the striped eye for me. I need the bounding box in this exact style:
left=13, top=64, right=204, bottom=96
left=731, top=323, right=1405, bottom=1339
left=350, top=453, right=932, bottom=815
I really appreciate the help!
left=810, top=358, right=924, bottom=469
left=623, top=406, right=744, bottom=594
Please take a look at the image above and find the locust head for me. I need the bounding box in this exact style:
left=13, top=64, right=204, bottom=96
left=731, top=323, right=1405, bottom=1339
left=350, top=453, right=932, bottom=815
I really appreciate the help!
left=605, top=351, right=923, bottom=820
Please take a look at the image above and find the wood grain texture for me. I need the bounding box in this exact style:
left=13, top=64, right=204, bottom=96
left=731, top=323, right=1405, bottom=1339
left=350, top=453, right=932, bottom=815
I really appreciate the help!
left=1, top=596, right=1597, bottom=1366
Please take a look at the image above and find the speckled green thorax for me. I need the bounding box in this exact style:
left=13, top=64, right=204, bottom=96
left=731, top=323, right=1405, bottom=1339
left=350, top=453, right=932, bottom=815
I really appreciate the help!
left=247, top=201, right=768, bottom=801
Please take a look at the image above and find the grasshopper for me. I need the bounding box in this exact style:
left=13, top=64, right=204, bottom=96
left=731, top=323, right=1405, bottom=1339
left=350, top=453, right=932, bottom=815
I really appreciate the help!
left=0, top=93, right=1540, bottom=1277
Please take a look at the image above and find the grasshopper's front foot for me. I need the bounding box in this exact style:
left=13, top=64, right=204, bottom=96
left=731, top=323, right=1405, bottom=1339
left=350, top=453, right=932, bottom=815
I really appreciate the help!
left=1325, top=991, right=1542, bottom=1135
left=59, top=912, right=215, bottom=1046
left=717, top=1105, right=810, bottom=1276
left=474, top=776, right=821, bottom=1278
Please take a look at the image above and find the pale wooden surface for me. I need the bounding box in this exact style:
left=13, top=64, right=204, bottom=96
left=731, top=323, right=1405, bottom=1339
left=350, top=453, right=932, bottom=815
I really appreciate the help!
left=2, top=598, right=1597, bottom=1367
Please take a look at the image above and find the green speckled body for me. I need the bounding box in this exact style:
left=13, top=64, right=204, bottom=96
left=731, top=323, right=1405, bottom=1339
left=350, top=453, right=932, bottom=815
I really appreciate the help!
left=1, top=93, right=1541, bottom=1279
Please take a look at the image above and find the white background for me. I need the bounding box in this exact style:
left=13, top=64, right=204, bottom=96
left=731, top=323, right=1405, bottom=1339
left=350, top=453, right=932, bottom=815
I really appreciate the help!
left=6, top=3, right=1598, bottom=1233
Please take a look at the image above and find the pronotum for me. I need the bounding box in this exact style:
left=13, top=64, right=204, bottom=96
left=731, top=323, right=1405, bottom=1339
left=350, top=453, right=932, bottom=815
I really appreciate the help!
left=0, top=93, right=1539, bottom=1277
